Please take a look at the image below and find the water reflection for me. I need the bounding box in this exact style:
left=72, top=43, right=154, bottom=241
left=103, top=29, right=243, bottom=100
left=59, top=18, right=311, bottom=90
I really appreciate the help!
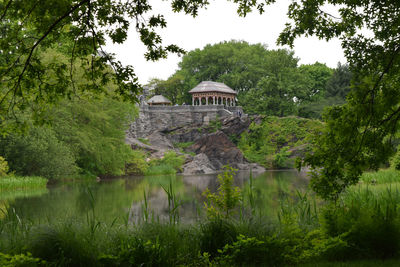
left=0, top=170, right=309, bottom=224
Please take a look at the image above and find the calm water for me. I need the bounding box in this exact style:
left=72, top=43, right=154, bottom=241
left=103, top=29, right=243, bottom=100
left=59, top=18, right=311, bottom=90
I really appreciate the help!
left=0, top=170, right=309, bottom=224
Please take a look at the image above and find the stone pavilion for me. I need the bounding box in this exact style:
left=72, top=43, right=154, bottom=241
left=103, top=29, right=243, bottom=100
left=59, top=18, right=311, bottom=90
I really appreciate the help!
left=189, top=81, right=237, bottom=106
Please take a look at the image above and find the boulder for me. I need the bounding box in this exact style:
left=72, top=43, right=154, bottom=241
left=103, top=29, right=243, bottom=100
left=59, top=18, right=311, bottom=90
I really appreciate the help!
left=189, top=131, right=247, bottom=169
left=182, top=153, right=216, bottom=175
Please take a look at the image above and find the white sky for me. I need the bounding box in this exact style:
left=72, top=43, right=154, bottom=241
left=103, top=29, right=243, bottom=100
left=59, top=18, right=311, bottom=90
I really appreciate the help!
left=105, top=0, right=346, bottom=84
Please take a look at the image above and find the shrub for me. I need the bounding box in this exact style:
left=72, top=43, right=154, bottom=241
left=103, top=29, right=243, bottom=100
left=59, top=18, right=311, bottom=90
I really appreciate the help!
left=0, top=156, right=9, bottom=177
left=145, top=164, right=176, bottom=175
left=274, top=146, right=291, bottom=168
left=200, top=219, right=238, bottom=257
left=145, top=151, right=185, bottom=175
left=162, top=151, right=185, bottom=172
left=125, top=150, right=148, bottom=175
left=391, top=151, right=400, bottom=170
left=203, top=166, right=242, bottom=219
left=215, top=234, right=286, bottom=266
left=0, top=252, right=46, bottom=267
left=29, top=225, right=96, bottom=266
left=0, top=127, right=77, bottom=179
left=320, top=190, right=400, bottom=260
left=99, top=237, right=167, bottom=266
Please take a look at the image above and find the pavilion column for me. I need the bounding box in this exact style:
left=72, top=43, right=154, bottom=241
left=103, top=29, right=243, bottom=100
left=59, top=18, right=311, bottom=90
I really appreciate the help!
left=213, top=96, right=215, bottom=105
left=192, top=96, right=194, bottom=106
left=206, top=97, right=208, bottom=105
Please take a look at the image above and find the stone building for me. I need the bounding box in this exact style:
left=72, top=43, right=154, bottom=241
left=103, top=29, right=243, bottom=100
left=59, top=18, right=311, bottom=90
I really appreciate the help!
left=189, top=81, right=237, bottom=106
left=147, top=95, right=172, bottom=106
left=128, top=81, right=243, bottom=138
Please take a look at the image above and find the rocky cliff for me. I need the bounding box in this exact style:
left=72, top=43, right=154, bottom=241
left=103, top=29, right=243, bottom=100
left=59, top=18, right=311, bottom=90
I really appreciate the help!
left=126, top=114, right=265, bottom=175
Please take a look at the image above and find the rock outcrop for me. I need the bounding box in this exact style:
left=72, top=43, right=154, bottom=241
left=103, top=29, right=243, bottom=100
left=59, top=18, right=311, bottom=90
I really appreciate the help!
left=189, top=131, right=246, bottom=169
left=127, top=111, right=266, bottom=175
left=182, top=153, right=216, bottom=175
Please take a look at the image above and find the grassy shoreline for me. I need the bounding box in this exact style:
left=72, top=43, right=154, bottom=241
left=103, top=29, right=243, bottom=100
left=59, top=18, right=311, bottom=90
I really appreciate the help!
left=0, top=176, right=48, bottom=191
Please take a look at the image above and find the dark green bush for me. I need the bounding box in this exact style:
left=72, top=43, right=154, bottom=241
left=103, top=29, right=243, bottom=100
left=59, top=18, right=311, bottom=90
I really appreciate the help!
left=0, top=127, right=77, bottom=179
left=28, top=226, right=97, bottom=266
left=0, top=252, right=46, bottom=267
left=199, top=219, right=238, bottom=257
left=215, top=234, right=286, bottom=266
left=320, top=199, right=400, bottom=259
left=125, top=150, right=148, bottom=175
left=0, top=156, right=9, bottom=177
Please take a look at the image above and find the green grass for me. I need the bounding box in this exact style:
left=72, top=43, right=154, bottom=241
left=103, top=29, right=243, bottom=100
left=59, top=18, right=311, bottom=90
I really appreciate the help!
left=173, top=141, right=194, bottom=150
left=360, top=168, right=400, bottom=184
left=0, top=176, right=48, bottom=191
left=145, top=164, right=177, bottom=175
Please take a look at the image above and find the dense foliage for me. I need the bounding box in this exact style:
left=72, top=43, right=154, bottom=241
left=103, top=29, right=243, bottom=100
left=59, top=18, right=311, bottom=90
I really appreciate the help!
left=150, top=40, right=350, bottom=119
left=238, top=116, right=323, bottom=169
left=0, top=88, right=136, bottom=179
left=50, top=97, right=136, bottom=177
left=0, top=126, right=77, bottom=179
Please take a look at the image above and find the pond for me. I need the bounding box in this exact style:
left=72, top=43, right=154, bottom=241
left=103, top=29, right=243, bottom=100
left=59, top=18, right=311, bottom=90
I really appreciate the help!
left=0, top=170, right=309, bottom=224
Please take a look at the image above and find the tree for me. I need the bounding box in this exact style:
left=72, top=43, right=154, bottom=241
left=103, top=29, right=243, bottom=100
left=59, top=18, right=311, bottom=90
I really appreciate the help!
left=147, top=73, right=186, bottom=104
left=297, top=63, right=333, bottom=102
left=297, top=63, right=336, bottom=119
left=279, top=1, right=400, bottom=199
left=166, top=41, right=303, bottom=115
left=0, top=44, right=138, bottom=178
left=0, top=126, right=78, bottom=179
left=177, top=40, right=272, bottom=93
left=325, top=63, right=352, bottom=101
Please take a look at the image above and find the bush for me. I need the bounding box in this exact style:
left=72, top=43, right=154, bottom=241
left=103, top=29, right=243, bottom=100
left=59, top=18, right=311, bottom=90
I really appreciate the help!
left=0, top=252, right=46, bottom=267
left=203, top=166, right=241, bottom=219
left=0, top=127, right=77, bottom=179
left=390, top=150, right=400, bottom=170
left=200, top=219, right=238, bottom=257
left=125, top=150, right=148, bottom=175
left=29, top=225, right=96, bottom=266
left=0, top=156, right=9, bottom=177
left=215, top=234, right=286, bottom=266
left=162, top=151, right=185, bottom=172
left=103, top=238, right=166, bottom=266
left=145, top=151, right=185, bottom=175
left=320, top=192, right=400, bottom=260
left=238, top=116, right=323, bottom=169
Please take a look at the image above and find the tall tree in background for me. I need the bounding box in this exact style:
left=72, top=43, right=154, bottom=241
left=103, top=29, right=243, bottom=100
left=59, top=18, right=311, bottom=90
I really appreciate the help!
left=325, top=63, right=352, bottom=103
left=297, top=63, right=334, bottom=118
left=239, top=49, right=302, bottom=116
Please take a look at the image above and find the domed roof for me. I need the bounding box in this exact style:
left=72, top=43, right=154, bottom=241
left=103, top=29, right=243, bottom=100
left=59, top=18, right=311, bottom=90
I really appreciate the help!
left=189, top=81, right=237, bottom=95
left=147, top=95, right=172, bottom=104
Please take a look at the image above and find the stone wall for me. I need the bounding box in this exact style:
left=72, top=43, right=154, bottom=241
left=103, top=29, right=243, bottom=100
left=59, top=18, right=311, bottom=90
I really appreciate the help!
left=128, top=105, right=243, bottom=138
